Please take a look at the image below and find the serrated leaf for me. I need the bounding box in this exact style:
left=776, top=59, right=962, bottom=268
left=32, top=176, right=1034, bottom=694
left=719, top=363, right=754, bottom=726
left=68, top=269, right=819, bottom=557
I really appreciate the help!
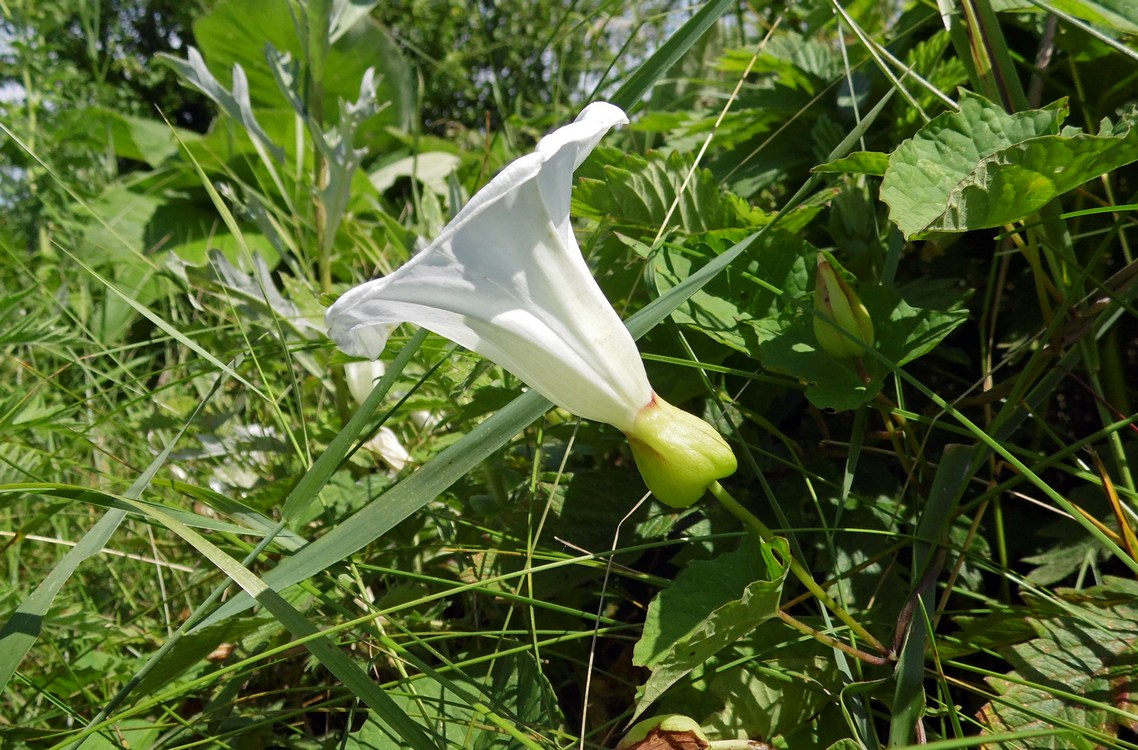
left=883, top=92, right=1138, bottom=237
left=632, top=536, right=789, bottom=717
left=575, top=147, right=760, bottom=235
left=881, top=92, right=1064, bottom=237
left=653, top=229, right=816, bottom=355
left=977, top=578, right=1138, bottom=748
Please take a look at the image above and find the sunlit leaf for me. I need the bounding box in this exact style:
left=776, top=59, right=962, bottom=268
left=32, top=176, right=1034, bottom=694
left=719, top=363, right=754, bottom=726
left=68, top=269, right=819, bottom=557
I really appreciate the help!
left=882, top=92, right=1138, bottom=237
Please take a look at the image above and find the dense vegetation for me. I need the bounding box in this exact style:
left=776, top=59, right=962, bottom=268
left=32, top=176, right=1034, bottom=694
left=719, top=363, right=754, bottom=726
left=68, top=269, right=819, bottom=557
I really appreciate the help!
left=3, top=0, right=1138, bottom=748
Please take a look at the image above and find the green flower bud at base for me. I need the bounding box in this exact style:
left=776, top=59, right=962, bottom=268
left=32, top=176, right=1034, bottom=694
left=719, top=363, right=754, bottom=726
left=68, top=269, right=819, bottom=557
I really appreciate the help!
left=814, top=251, right=874, bottom=360
left=616, top=714, right=709, bottom=750
left=625, top=394, right=737, bottom=508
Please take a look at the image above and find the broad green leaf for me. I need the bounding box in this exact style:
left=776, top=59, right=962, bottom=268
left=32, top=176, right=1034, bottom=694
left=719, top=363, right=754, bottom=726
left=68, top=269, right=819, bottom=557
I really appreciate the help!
left=1044, top=0, right=1138, bottom=33
left=883, top=92, right=1138, bottom=237
left=81, top=178, right=278, bottom=269
left=977, top=577, right=1138, bottom=748
left=657, top=622, right=844, bottom=744
left=652, top=229, right=814, bottom=355
left=761, top=278, right=970, bottom=410
left=881, top=92, right=1063, bottom=237
left=632, top=535, right=789, bottom=717
left=370, top=152, right=463, bottom=195
left=191, top=0, right=412, bottom=140
left=70, top=107, right=197, bottom=168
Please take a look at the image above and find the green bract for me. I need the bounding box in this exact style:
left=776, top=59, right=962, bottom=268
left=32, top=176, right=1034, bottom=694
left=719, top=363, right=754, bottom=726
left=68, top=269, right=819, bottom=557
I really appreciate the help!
left=626, top=396, right=737, bottom=508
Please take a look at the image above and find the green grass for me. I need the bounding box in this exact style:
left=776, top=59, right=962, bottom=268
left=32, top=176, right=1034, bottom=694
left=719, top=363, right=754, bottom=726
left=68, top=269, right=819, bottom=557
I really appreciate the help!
left=3, top=0, right=1138, bottom=748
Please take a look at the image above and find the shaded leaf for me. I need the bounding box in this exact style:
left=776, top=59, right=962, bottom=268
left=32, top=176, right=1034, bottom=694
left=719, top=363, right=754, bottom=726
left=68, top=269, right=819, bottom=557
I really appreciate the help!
left=977, top=577, right=1138, bottom=748
left=652, top=229, right=815, bottom=355
left=342, top=651, right=562, bottom=749
left=760, top=278, right=971, bottom=410
left=632, top=536, right=789, bottom=717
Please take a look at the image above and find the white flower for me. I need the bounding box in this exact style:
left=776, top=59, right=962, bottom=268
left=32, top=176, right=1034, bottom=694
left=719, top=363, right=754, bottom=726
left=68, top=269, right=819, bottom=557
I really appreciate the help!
left=343, top=359, right=388, bottom=407
left=343, top=360, right=412, bottom=471
left=327, top=102, right=734, bottom=507
left=362, top=427, right=412, bottom=472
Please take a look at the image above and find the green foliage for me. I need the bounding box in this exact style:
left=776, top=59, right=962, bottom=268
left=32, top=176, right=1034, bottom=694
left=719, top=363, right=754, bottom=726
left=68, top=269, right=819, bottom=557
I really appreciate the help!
left=882, top=92, right=1138, bottom=237
left=4, top=0, right=1138, bottom=748
left=632, top=535, right=789, bottom=718
left=974, top=578, right=1138, bottom=748
left=342, top=652, right=562, bottom=749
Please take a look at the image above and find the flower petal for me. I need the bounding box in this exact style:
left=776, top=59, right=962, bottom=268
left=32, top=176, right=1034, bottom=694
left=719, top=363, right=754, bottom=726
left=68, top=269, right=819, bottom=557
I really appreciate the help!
left=343, top=360, right=386, bottom=406
left=326, top=102, right=652, bottom=431
left=363, top=426, right=412, bottom=472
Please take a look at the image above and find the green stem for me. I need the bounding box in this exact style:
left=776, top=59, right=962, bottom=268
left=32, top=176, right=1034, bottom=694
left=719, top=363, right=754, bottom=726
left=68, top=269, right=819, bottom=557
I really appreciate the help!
left=776, top=610, right=891, bottom=666
left=708, top=481, right=889, bottom=657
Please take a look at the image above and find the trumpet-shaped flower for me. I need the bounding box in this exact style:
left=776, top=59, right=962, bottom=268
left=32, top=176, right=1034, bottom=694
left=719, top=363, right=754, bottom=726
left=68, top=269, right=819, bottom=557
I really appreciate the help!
left=326, top=102, right=735, bottom=507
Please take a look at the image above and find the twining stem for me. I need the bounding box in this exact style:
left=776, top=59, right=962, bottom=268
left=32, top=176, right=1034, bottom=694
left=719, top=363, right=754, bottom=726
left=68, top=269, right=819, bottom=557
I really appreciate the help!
left=708, top=481, right=890, bottom=659
left=776, top=610, right=892, bottom=666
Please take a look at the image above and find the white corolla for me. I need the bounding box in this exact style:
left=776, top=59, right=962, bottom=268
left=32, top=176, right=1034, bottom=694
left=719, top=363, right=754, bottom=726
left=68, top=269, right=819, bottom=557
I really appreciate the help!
left=327, top=102, right=734, bottom=507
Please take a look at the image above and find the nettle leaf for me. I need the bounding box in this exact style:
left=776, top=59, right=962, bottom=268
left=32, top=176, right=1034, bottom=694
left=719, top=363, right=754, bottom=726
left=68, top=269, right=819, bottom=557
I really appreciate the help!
left=652, top=229, right=968, bottom=410
left=977, top=577, right=1138, bottom=748
left=632, top=535, right=789, bottom=718
left=882, top=92, right=1138, bottom=238
left=653, top=229, right=816, bottom=355
left=575, top=147, right=762, bottom=235
left=762, top=278, right=971, bottom=411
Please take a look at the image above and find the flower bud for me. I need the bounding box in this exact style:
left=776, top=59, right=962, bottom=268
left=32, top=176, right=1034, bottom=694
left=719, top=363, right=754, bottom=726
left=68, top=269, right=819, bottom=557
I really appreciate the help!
left=616, top=714, right=709, bottom=750
left=813, top=251, right=874, bottom=359
left=343, top=360, right=387, bottom=407
left=625, top=395, right=736, bottom=508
